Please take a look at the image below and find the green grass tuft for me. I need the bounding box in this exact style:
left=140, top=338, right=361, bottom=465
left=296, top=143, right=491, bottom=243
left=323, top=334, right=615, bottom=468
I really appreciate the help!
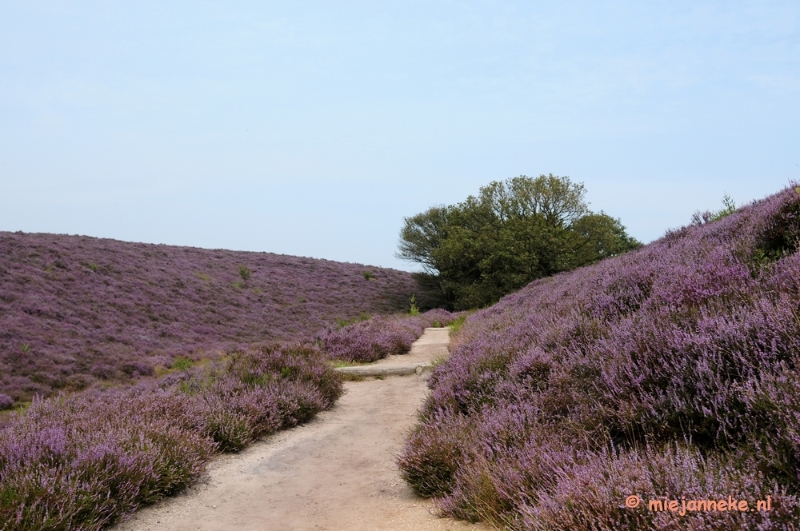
left=171, top=357, right=194, bottom=371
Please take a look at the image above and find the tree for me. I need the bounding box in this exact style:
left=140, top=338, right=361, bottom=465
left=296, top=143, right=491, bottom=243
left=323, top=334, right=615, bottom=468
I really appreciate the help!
left=398, top=174, right=641, bottom=310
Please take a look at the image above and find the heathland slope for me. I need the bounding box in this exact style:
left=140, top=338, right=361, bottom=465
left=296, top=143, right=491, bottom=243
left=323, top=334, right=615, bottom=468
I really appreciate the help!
left=0, top=232, right=416, bottom=405
left=400, top=186, right=800, bottom=529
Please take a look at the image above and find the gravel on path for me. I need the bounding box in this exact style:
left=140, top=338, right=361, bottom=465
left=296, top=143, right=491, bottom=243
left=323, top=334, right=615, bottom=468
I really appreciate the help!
left=113, top=329, right=495, bottom=531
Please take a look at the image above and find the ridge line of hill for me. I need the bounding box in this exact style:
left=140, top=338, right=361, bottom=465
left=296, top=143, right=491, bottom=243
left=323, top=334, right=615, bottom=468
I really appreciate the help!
left=0, top=231, right=418, bottom=407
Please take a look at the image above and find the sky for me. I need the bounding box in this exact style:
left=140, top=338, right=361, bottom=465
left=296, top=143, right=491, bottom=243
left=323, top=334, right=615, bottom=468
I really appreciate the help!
left=1, top=1, right=798, bottom=271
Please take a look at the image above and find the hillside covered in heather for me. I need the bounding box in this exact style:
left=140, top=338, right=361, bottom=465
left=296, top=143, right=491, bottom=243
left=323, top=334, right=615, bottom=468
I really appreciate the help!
left=399, top=186, right=800, bottom=529
left=0, top=232, right=417, bottom=405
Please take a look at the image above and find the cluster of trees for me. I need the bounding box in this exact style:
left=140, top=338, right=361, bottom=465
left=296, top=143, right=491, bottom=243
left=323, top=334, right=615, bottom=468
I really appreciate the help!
left=398, top=174, right=641, bottom=310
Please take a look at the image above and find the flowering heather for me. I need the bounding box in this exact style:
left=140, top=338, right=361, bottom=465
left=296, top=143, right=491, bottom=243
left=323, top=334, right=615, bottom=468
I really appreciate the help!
left=0, top=232, right=416, bottom=405
left=0, top=343, right=342, bottom=530
left=318, top=309, right=457, bottom=362
left=399, top=186, right=800, bottom=530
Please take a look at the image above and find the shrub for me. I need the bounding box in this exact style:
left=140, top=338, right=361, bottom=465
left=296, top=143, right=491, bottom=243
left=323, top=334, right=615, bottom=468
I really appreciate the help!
left=399, top=185, right=800, bottom=529
left=90, top=363, right=117, bottom=380
left=0, top=395, right=12, bottom=410
left=0, top=231, right=417, bottom=401
left=318, top=309, right=458, bottom=363
left=121, top=361, right=154, bottom=377
left=0, top=391, right=214, bottom=531
left=692, top=193, right=738, bottom=225
left=398, top=413, right=470, bottom=498
left=335, top=312, right=370, bottom=328
left=170, top=357, right=194, bottom=371
left=398, top=175, right=641, bottom=310
left=0, top=343, right=342, bottom=530
left=237, top=265, right=252, bottom=281
left=447, top=312, right=471, bottom=336
left=409, top=295, right=420, bottom=316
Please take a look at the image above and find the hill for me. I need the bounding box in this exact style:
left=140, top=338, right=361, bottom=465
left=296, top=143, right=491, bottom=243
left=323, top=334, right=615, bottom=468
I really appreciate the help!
left=0, top=232, right=417, bottom=406
left=399, top=186, right=800, bottom=529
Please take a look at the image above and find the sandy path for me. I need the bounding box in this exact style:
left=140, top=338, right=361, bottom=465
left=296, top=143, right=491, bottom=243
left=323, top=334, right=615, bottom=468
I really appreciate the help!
left=114, top=329, right=494, bottom=531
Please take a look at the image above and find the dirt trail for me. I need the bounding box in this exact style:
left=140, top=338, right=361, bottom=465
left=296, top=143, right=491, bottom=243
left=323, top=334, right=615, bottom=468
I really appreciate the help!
left=114, top=328, right=494, bottom=531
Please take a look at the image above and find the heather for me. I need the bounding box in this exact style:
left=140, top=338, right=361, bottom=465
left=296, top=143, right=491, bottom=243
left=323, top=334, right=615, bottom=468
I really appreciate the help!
left=0, top=232, right=416, bottom=406
left=0, top=342, right=342, bottom=530
left=318, top=308, right=457, bottom=363
left=399, top=186, right=800, bottom=529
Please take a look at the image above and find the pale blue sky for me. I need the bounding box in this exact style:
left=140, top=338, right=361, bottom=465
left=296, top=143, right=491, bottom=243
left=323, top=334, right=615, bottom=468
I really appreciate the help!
left=1, top=1, right=798, bottom=270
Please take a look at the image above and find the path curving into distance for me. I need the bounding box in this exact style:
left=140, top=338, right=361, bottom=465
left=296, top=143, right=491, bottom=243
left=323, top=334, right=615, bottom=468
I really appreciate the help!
left=113, top=328, right=495, bottom=531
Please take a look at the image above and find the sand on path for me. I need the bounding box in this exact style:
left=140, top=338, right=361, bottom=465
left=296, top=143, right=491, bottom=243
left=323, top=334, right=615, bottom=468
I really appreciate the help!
left=113, top=328, right=495, bottom=531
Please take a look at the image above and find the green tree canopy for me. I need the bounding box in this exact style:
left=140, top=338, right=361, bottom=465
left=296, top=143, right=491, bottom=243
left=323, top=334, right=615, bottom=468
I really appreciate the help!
left=399, top=174, right=641, bottom=310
